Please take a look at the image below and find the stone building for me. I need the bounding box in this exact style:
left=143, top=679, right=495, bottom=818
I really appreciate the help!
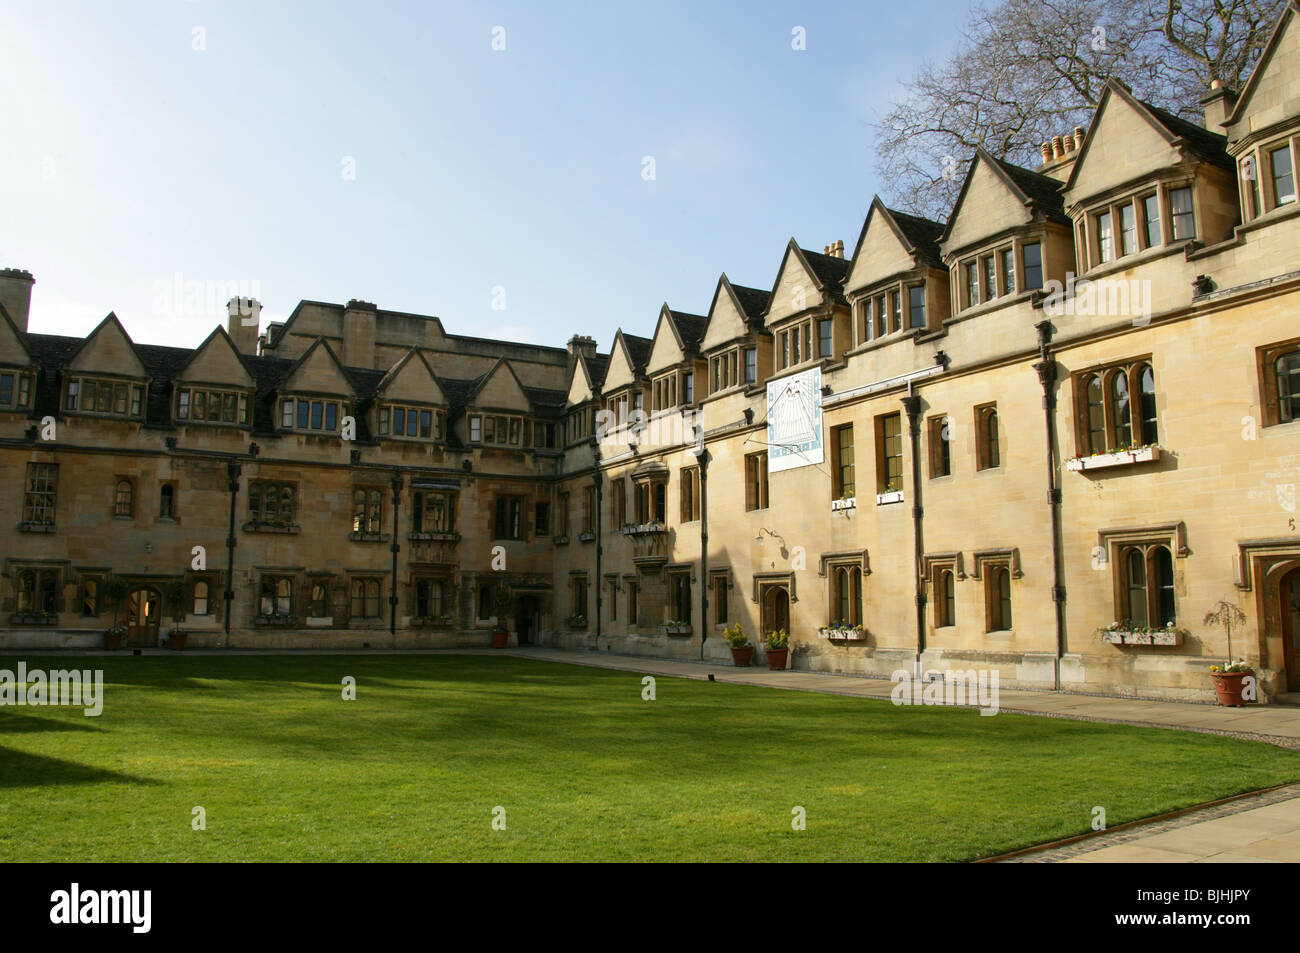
left=3, top=3, right=1299, bottom=701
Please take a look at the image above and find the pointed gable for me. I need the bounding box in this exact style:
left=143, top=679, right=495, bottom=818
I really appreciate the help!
left=67, top=313, right=148, bottom=378
left=175, top=326, right=254, bottom=388
left=280, top=337, right=355, bottom=397
left=1226, top=1, right=1300, bottom=137
left=765, top=240, right=825, bottom=324
left=1065, top=82, right=1191, bottom=204
left=470, top=358, right=531, bottom=412
left=646, top=305, right=686, bottom=373
left=566, top=355, right=595, bottom=406
left=939, top=151, right=1042, bottom=254
left=601, top=330, right=647, bottom=393
left=376, top=348, right=446, bottom=405
left=844, top=200, right=921, bottom=293
left=702, top=275, right=759, bottom=351
left=0, top=304, right=32, bottom=367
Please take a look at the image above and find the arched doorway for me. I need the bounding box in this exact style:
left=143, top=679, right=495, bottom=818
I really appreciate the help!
left=1282, top=568, right=1300, bottom=691
left=762, top=585, right=790, bottom=639
left=126, top=588, right=160, bottom=647
left=515, top=596, right=540, bottom=646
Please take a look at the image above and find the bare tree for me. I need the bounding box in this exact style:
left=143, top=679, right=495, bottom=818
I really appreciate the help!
left=873, top=0, right=1285, bottom=219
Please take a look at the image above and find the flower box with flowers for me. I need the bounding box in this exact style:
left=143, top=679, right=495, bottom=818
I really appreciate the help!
left=10, top=611, right=57, bottom=625
left=661, top=621, right=692, bottom=636
left=819, top=623, right=867, bottom=641
left=565, top=613, right=588, bottom=630
left=255, top=613, right=297, bottom=626
left=410, top=615, right=453, bottom=628
left=1100, top=621, right=1183, bottom=645
left=1066, top=445, right=1160, bottom=473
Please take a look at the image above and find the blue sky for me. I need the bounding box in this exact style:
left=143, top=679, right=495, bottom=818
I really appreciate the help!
left=1, top=0, right=966, bottom=352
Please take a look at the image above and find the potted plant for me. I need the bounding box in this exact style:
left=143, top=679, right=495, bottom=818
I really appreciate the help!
left=661, top=619, right=692, bottom=636
left=163, top=579, right=188, bottom=650
left=103, top=623, right=126, bottom=651
left=491, top=586, right=512, bottom=648
left=722, top=623, right=753, bottom=667
left=1209, top=660, right=1256, bottom=707
left=102, top=577, right=131, bottom=649
left=763, top=628, right=790, bottom=670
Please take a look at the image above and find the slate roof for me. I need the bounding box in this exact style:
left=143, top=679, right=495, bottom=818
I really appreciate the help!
left=622, top=333, right=653, bottom=374
left=1141, top=100, right=1233, bottom=169
left=584, top=352, right=610, bottom=390
left=887, top=209, right=948, bottom=267
left=987, top=157, right=1070, bottom=224
left=730, top=284, right=771, bottom=324
left=799, top=248, right=851, bottom=296
left=666, top=310, right=708, bottom=349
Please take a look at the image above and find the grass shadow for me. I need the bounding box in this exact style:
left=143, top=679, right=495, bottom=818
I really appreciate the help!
left=0, top=711, right=103, bottom=734
left=0, top=745, right=157, bottom=789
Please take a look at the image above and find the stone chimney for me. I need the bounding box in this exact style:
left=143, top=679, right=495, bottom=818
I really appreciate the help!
left=821, top=240, right=845, bottom=259
left=567, top=334, right=597, bottom=360
left=0, top=268, right=35, bottom=333
left=226, top=297, right=262, bottom=355
left=1201, top=79, right=1237, bottom=132
left=1038, top=126, right=1086, bottom=182
left=342, top=299, right=377, bottom=369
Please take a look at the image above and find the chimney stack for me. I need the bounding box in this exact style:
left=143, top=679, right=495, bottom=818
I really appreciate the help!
left=1200, top=78, right=1237, bottom=132
left=1051, top=135, right=1065, bottom=160
left=567, top=334, right=597, bottom=359
left=226, top=297, right=262, bottom=355
left=0, top=268, right=35, bottom=333
left=1040, top=142, right=1053, bottom=163
left=343, top=299, right=377, bottom=369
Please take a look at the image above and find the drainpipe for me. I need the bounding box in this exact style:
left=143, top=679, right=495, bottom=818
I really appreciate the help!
left=1033, top=320, right=1066, bottom=691
left=698, top=442, right=709, bottom=661
left=901, top=392, right=926, bottom=677
left=223, top=458, right=241, bottom=646
left=389, top=472, right=403, bottom=640
left=592, top=440, right=603, bottom=649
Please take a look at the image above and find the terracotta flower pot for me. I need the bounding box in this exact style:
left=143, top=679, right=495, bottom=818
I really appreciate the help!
left=730, top=645, right=754, bottom=667
left=492, top=630, right=509, bottom=648
left=765, top=647, right=789, bottom=670
left=104, top=633, right=123, bottom=651
left=169, top=633, right=187, bottom=651
left=1211, top=672, right=1252, bottom=707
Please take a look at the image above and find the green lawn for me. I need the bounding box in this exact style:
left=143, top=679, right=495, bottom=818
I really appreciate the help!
left=1, top=654, right=1296, bottom=861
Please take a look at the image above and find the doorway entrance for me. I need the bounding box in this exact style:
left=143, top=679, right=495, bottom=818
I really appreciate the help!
left=126, top=588, right=160, bottom=647
left=761, top=585, right=790, bottom=639
left=1282, top=568, right=1300, bottom=692
left=515, top=596, right=540, bottom=646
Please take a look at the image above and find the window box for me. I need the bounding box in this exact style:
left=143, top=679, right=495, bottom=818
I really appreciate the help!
left=1099, top=624, right=1183, bottom=646
left=662, top=623, right=692, bottom=636
left=552, top=535, right=570, bottom=546
left=410, top=616, right=453, bottom=628
left=565, top=613, right=587, bottom=630
left=876, top=491, right=904, bottom=506
left=578, top=531, right=596, bottom=543
left=622, top=521, right=666, bottom=535
left=819, top=625, right=867, bottom=641
left=9, top=612, right=57, bottom=625
left=831, top=497, right=857, bottom=512
left=1066, top=446, right=1160, bottom=473
left=243, top=521, right=301, bottom=534
left=17, top=521, right=56, bottom=534
left=348, top=532, right=391, bottom=543
left=407, top=532, right=460, bottom=543
left=254, top=614, right=298, bottom=626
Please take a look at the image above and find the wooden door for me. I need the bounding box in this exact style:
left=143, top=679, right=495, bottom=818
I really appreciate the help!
left=1283, top=569, right=1300, bottom=692
left=126, top=588, right=160, bottom=647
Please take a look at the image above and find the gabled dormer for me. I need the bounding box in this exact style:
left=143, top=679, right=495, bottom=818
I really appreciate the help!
left=464, top=357, right=531, bottom=449
left=276, top=337, right=356, bottom=435
left=763, top=239, right=850, bottom=376
left=645, top=304, right=705, bottom=413
left=373, top=348, right=447, bottom=443
left=701, top=274, right=770, bottom=399
left=62, top=313, right=150, bottom=421
left=1064, top=79, right=1236, bottom=274
left=843, top=198, right=947, bottom=349
left=938, top=149, right=1070, bottom=317
left=1221, top=1, right=1300, bottom=224
left=0, top=304, right=36, bottom=415
left=173, top=326, right=255, bottom=428
left=597, top=329, right=651, bottom=436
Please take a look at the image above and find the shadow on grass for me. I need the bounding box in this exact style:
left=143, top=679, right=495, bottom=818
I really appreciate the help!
left=0, top=745, right=157, bottom=789
left=0, top=711, right=103, bottom=734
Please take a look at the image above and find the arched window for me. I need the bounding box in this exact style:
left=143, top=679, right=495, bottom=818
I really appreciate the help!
left=1085, top=374, right=1106, bottom=454
left=1125, top=548, right=1149, bottom=628
left=18, top=570, right=35, bottom=611
left=977, top=406, right=1000, bottom=470
left=834, top=567, right=862, bottom=625
left=1137, top=365, right=1158, bottom=445
left=114, top=479, right=134, bottom=517
left=37, top=571, right=57, bottom=613
left=275, top=578, right=292, bottom=615
left=368, top=491, right=382, bottom=534
left=82, top=578, right=99, bottom=616
left=1119, top=544, right=1176, bottom=628
left=193, top=581, right=209, bottom=616
left=1110, top=371, right=1132, bottom=447
left=1152, top=546, right=1175, bottom=627
left=352, top=489, right=366, bottom=533
left=937, top=570, right=956, bottom=627
left=310, top=584, right=327, bottom=617
left=989, top=568, right=1012, bottom=631
left=159, top=483, right=175, bottom=518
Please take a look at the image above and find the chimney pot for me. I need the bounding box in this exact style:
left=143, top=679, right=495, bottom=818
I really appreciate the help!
left=1052, top=135, right=1065, bottom=159
left=1040, top=142, right=1053, bottom=163
left=0, top=268, right=34, bottom=333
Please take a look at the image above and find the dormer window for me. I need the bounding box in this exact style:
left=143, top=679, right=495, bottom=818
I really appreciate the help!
left=469, top=413, right=523, bottom=446
left=907, top=285, right=926, bottom=330
left=178, top=386, right=248, bottom=425
left=379, top=404, right=443, bottom=440
left=65, top=377, right=144, bottom=418
left=1270, top=144, right=1295, bottom=206
left=0, top=370, right=32, bottom=410
left=1169, top=187, right=1195, bottom=241
left=280, top=396, right=340, bottom=432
